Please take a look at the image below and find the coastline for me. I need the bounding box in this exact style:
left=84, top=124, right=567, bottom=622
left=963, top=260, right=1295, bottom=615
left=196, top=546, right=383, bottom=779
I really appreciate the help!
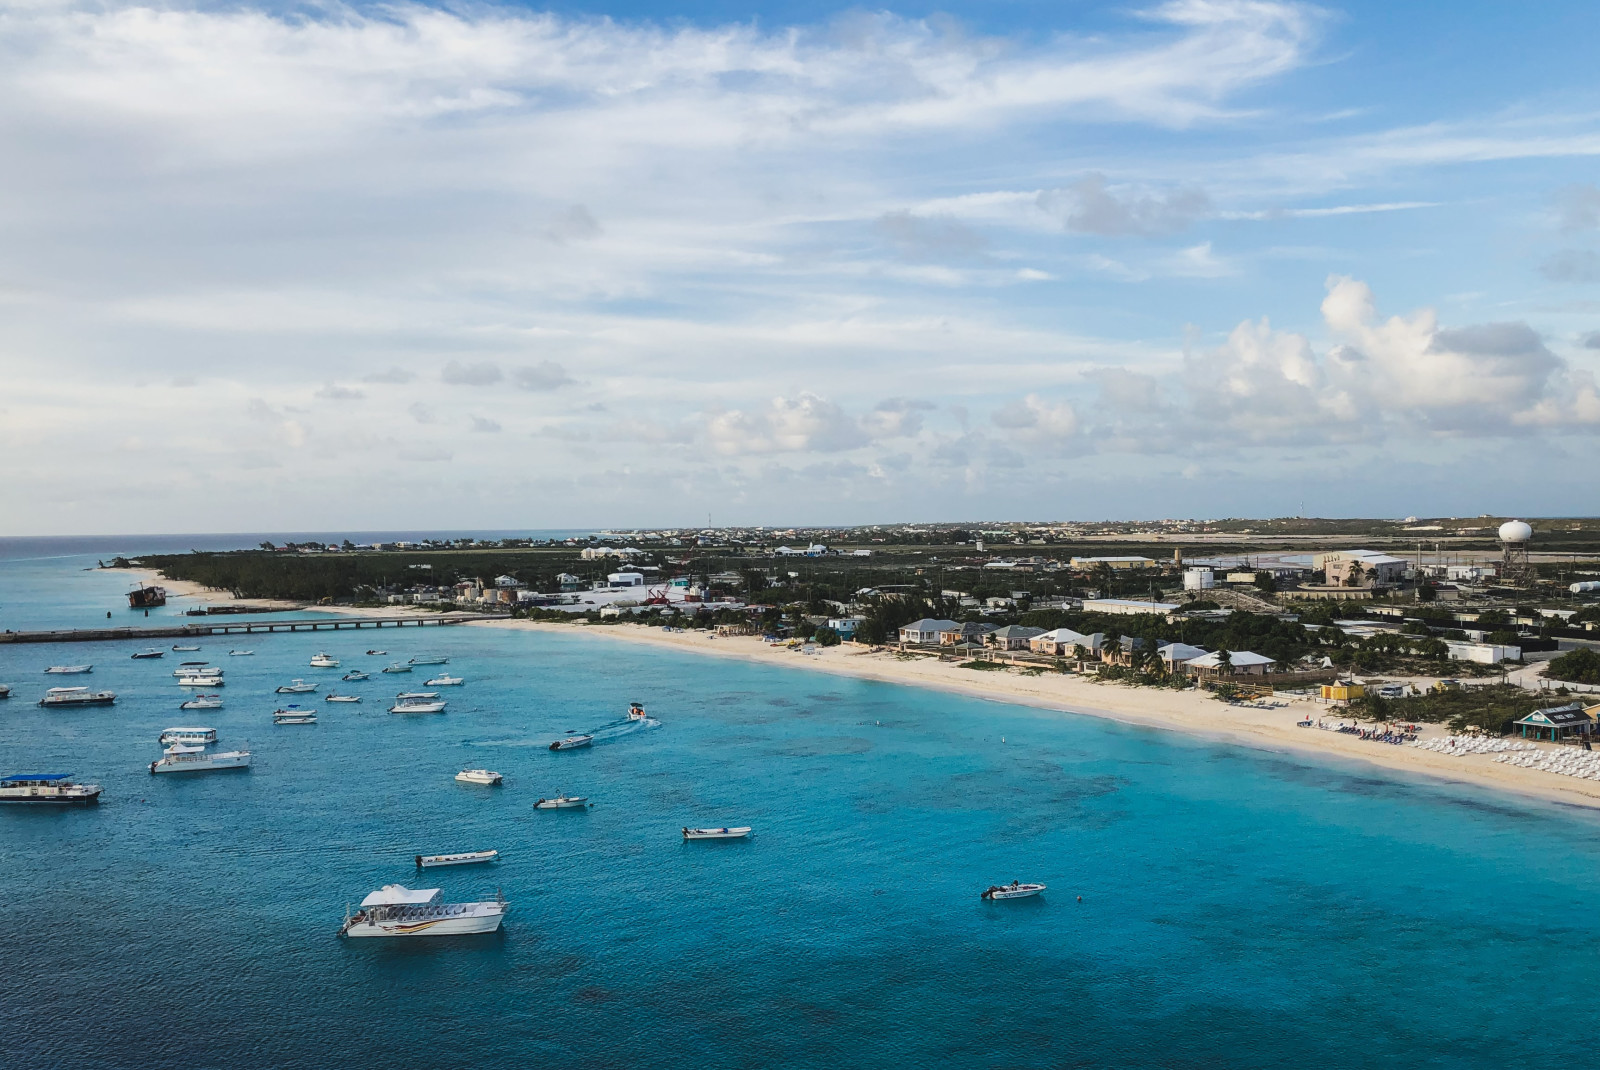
left=477, top=619, right=1600, bottom=814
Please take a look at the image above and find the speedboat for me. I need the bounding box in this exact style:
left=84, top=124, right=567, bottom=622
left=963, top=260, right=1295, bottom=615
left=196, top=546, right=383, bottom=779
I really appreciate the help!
left=172, top=645, right=200, bottom=652
left=395, top=691, right=440, bottom=701
left=0, top=773, right=102, bottom=804
left=341, top=670, right=369, bottom=681
left=534, top=794, right=589, bottom=809
left=425, top=675, right=463, bottom=686
left=365, top=649, right=387, bottom=656
left=381, top=663, right=412, bottom=674
left=627, top=702, right=648, bottom=721
left=149, top=743, right=251, bottom=774
left=275, top=679, right=317, bottom=694
left=39, top=687, right=116, bottom=707
left=131, top=649, right=165, bottom=660
left=177, top=674, right=224, bottom=687
left=389, top=700, right=447, bottom=714
left=310, top=653, right=340, bottom=668
left=228, top=649, right=254, bottom=656
left=325, top=693, right=362, bottom=703
left=409, top=655, right=448, bottom=666
left=44, top=665, right=92, bottom=674
left=274, top=706, right=317, bottom=724
left=415, top=850, right=498, bottom=868
left=981, top=881, right=1046, bottom=901
left=683, top=827, right=751, bottom=840
left=159, top=727, right=217, bottom=746
left=549, top=734, right=593, bottom=751
left=179, top=694, right=223, bottom=710
left=338, top=885, right=507, bottom=938
left=455, top=769, right=503, bottom=785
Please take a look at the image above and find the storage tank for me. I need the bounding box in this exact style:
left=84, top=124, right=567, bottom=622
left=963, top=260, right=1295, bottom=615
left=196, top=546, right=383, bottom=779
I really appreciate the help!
left=1498, top=520, right=1533, bottom=543
left=1183, top=568, right=1214, bottom=591
left=1571, top=581, right=1600, bottom=594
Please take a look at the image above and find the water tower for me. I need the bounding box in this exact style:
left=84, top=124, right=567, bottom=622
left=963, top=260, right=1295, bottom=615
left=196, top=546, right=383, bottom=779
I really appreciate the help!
left=1497, top=520, right=1534, bottom=587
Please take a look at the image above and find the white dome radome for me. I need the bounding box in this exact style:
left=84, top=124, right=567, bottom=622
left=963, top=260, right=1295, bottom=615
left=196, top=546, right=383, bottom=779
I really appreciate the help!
left=1498, top=520, right=1533, bottom=543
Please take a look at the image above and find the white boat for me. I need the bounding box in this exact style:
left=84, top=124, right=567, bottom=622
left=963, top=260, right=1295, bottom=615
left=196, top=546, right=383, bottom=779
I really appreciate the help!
left=131, top=649, right=165, bottom=659
left=534, top=794, right=588, bottom=809
left=325, top=693, right=362, bottom=703
left=981, top=881, right=1046, bottom=901
left=365, top=649, right=387, bottom=655
left=389, top=700, right=447, bottom=714
left=44, top=665, right=92, bottom=675
left=0, top=773, right=102, bottom=804
left=172, top=645, right=200, bottom=652
left=338, top=885, right=507, bottom=938
left=627, top=702, right=648, bottom=720
left=683, top=827, right=751, bottom=840
left=276, top=679, right=317, bottom=694
left=409, top=655, right=449, bottom=666
left=425, top=675, right=463, bottom=686
left=159, top=726, right=217, bottom=746
left=549, top=734, right=593, bottom=751
left=341, top=670, right=369, bottom=681
left=395, top=691, right=440, bottom=701
left=173, top=663, right=219, bottom=677
left=149, top=743, right=251, bottom=774
left=228, top=649, right=254, bottom=656
left=415, top=850, right=498, bottom=868
left=0, top=685, right=10, bottom=699
left=179, top=694, right=223, bottom=710
left=310, top=653, right=340, bottom=668
left=177, top=674, right=224, bottom=687
left=381, top=663, right=412, bottom=674
left=39, top=687, right=116, bottom=707
left=455, top=769, right=503, bottom=785
left=274, top=705, right=317, bottom=724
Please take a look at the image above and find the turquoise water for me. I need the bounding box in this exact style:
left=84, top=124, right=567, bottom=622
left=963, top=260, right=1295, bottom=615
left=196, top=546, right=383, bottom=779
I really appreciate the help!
left=5, top=572, right=1600, bottom=1065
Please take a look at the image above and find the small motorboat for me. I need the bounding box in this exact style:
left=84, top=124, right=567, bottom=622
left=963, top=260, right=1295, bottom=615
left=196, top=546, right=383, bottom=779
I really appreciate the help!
left=534, top=794, right=589, bottom=809
left=627, top=702, right=648, bottom=721
left=179, top=694, right=223, bottom=710
left=275, top=679, right=317, bottom=694
left=341, top=670, right=369, bottom=681
left=325, top=693, right=362, bottom=703
left=44, top=665, right=92, bottom=675
left=381, top=663, right=412, bottom=674
left=228, top=649, right=254, bottom=656
left=549, top=735, right=593, bottom=751
left=310, top=653, right=340, bottom=668
left=409, top=655, right=448, bottom=666
left=981, top=881, right=1046, bottom=901
left=274, top=706, right=317, bottom=724
left=683, top=827, right=751, bottom=840
left=365, top=649, right=387, bottom=656
left=177, top=674, right=225, bottom=687
left=415, top=849, right=498, bottom=868
left=159, top=726, right=217, bottom=745
left=172, top=645, right=200, bottom=652
left=389, top=700, right=447, bottom=714
left=395, top=691, right=440, bottom=701
left=425, top=675, right=463, bottom=687
left=455, top=769, right=503, bottom=785
left=131, top=649, right=165, bottom=660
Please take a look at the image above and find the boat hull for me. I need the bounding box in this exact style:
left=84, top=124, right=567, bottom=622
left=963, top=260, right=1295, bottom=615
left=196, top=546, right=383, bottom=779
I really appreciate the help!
left=549, top=736, right=593, bottom=750
left=415, top=852, right=498, bottom=867
left=40, top=695, right=116, bottom=707
left=0, top=790, right=102, bottom=804
left=534, top=798, right=587, bottom=809
left=683, top=828, right=751, bottom=840
left=149, top=753, right=252, bottom=774
left=982, top=884, right=1046, bottom=900
left=341, top=909, right=505, bottom=938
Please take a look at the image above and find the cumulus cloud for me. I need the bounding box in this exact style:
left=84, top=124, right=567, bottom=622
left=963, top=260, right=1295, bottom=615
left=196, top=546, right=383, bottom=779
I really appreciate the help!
left=860, top=397, right=935, bottom=438
left=1039, top=173, right=1212, bottom=236
left=442, top=361, right=504, bottom=386
left=705, top=394, right=871, bottom=455
left=513, top=362, right=574, bottom=391
left=990, top=395, right=1080, bottom=439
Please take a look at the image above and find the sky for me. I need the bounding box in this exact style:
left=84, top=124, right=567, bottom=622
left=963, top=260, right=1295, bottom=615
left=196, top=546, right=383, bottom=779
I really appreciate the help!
left=3, top=0, right=1600, bottom=534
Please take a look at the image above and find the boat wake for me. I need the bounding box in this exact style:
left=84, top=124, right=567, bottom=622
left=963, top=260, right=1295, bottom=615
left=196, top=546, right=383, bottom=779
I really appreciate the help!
left=466, top=718, right=660, bottom=750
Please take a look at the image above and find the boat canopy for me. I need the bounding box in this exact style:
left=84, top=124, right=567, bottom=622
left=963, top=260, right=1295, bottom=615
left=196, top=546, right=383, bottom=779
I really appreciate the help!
left=0, top=773, right=71, bottom=782
left=46, top=687, right=88, bottom=694
left=361, top=885, right=442, bottom=907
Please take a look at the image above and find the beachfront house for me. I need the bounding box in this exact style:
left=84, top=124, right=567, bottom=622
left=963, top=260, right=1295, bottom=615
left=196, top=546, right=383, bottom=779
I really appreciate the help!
left=1514, top=702, right=1595, bottom=742
left=939, top=622, right=997, bottom=645
left=827, top=617, right=866, bottom=640
left=987, top=625, right=1045, bottom=651
left=1187, top=650, right=1276, bottom=676
left=1100, top=636, right=1150, bottom=667
left=900, top=618, right=958, bottom=645
left=1157, top=642, right=1209, bottom=670
left=1029, top=628, right=1103, bottom=656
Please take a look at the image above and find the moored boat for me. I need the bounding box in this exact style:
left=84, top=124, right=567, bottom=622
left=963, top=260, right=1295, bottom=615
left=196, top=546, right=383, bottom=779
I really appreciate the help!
left=325, top=693, right=362, bottom=703
left=415, top=850, right=499, bottom=868
left=310, top=653, right=340, bottom=668
left=338, top=885, right=508, bottom=938
left=682, top=827, right=751, bottom=840
left=228, top=649, right=255, bottom=656
left=39, top=687, right=116, bottom=707
left=425, top=675, right=463, bottom=686
left=455, top=769, right=503, bottom=785
left=365, top=649, right=387, bottom=656
left=381, top=663, right=412, bottom=674
left=409, top=655, right=448, bottom=666
left=128, top=584, right=167, bottom=609
left=159, top=726, right=217, bottom=746
left=176, top=673, right=224, bottom=687
left=0, top=685, right=10, bottom=699
left=179, top=694, right=223, bottom=710
left=341, top=670, right=369, bottom=681
left=275, top=679, right=317, bottom=694
left=389, top=700, right=447, bottom=714
left=173, top=663, right=219, bottom=677
left=149, top=743, right=251, bottom=774
left=549, top=734, right=593, bottom=751
left=274, top=706, right=317, bottom=724
left=534, top=794, right=589, bottom=809
left=172, top=645, right=200, bottom=652
left=0, top=773, right=102, bottom=804
left=44, top=665, right=92, bottom=675
left=131, top=649, right=165, bottom=659
left=395, top=691, right=439, bottom=701
left=981, top=881, right=1046, bottom=901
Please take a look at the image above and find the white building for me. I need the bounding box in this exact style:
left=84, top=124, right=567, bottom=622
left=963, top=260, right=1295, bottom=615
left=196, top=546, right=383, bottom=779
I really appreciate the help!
left=1029, top=628, right=1103, bottom=655
left=1081, top=598, right=1181, bottom=617
left=1157, top=642, right=1209, bottom=668
left=899, top=618, right=959, bottom=644
left=607, top=572, right=646, bottom=588
left=1183, top=569, right=1215, bottom=591
left=1444, top=640, right=1521, bottom=664
left=1187, top=650, right=1276, bottom=675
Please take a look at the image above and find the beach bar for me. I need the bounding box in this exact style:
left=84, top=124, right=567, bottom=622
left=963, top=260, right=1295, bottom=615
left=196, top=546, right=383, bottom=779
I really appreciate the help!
left=1515, top=702, right=1595, bottom=742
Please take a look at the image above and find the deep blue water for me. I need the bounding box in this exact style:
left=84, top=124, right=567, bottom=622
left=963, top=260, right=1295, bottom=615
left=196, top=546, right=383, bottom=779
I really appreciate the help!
left=6, top=567, right=1600, bottom=1065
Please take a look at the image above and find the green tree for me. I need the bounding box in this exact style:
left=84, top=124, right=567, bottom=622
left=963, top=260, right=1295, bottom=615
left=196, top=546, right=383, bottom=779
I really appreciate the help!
left=813, top=626, right=841, bottom=647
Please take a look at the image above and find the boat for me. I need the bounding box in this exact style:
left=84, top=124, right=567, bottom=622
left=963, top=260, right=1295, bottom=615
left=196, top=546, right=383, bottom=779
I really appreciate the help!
left=274, top=706, right=317, bottom=724
left=981, top=881, right=1046, bottom=901
left=39, top=687, right=116, bottom=707
left=128, top=584, right=166, bottom=609
left=177, top=674, right=224, bottom=687
left=172, top=645, right=200, bottom=652
left=0, top=685, right=10, bottom=699
left=425, top=675, right=463, bottom=686
left=415, top=850, right=499, bottom=868
left=149, top=743, right=251, bottom=774
left=275, top=679, right=317, bottom=694
left=310, top=653, right=340, bottom=668
left=409, top=655, right=448, bottom=666
left=173, top=663, right=218, bottom=676
left=534, top=794, right=588, bottom=809
left=627, top=701, right=648, bottom=721
left=325, top=693, right=362, bottom=703
left=44, top=665, right=92, bottom=675
left=341, top=670, right=369, bottom=681
left=389, top=700, right=447, bottom=714
left=338, top=885, right=508, bottom=938
left=228, top=649, right=254, bottom=656
left=395, top=691, right=440, bottom=701
left=682, top=827, right=751, bottom=840
left=179, top=694, right=223, bottom=710
left=0, top=773, right=103, bottom=804
left=159, top=727, right=217, bottom=745
left=455, top=769, right=503, bottom=785
left=131, top=649, right=165, bottom=660
left=365, top=649, right=387, bottom=656
left=381, top=663, right=412, bottom=674
left=549, top=734, right=593, bottom=751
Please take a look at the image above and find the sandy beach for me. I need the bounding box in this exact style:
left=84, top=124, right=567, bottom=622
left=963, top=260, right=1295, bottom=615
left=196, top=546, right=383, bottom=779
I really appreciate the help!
left=478, top=619, right=1600, bottom=813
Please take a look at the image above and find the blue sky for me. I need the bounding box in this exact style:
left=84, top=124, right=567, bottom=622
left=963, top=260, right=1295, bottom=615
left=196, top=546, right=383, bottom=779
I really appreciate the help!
left=2, top=0, right=1599, bottom=533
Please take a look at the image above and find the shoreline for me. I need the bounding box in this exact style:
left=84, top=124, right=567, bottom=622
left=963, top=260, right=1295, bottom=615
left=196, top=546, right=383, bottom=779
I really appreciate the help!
left=475, top=619, right=1600, bottom=814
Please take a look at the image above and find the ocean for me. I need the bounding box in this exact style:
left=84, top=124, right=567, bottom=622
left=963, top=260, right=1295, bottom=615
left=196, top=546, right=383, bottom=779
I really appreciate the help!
left=3, top=539, right=1600, bottom=1067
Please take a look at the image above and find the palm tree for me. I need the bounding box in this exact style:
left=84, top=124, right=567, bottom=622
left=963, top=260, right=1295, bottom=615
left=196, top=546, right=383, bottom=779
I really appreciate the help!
left=1128, top=645, right=1150, bottom=674
left=1344, top=561, right=1367, bottom=588
left=1072, top=643, right=1090, bottom=667
left=1102, top=634, right=1124, bottom=664
left=1216, top=648, right=1234, bottom=677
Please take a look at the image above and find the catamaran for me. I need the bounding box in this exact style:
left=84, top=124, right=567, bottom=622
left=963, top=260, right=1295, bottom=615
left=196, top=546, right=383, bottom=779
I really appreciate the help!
left=149, top=743, right=251, bottom=774
left=0, top=773, right=102, bottom=804
left=338, top=885, right=508, bottom=938
left=159, top=727, right=217, bottom=746
left=310, top=653, right=340, bottom=668
left=39, top=687, right=116, bottom=707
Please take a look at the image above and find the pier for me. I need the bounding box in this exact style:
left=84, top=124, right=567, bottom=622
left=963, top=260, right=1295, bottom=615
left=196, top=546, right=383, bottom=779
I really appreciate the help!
left=0, top=613, right=502, bottom=645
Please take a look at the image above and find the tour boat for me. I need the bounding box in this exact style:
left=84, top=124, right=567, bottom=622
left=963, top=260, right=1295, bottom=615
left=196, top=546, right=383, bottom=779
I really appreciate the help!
left=39, top=687, right=116, bottom=707
left=338, top=885, right=508, bottom=938
left=275, top=679, right=317, bottom=694
left=179, top=694, right=223, bottom=710
left=177, top=674, right=224, bottom=687
left=159, top=726, right=217, bottom=746
left=389, top=700, right=447, bottom=714
left=310, top=653, right=340, bottom=668
left=274, top=706, right=317, bottom=724
left=415, top=850, right=499, bottom=868
left=44, top=665, right=92, bottom=675
left=981, top=881, right=1046, bottom=901
left=325, top=693, right=361, bottom=703
left=627, top=702, right=648, bottom=721
left=172, top=645, right=200, bottom=652
left=149, top=743, right=251, bottom=774
left=455, top=769, right=503, bottom=785
left=128, top=584, right=166, bottom=609
left=365, top=649, right=387, bottom=656
left=682, top=827, right=751, bottom=840
left=534, top=794, right=589, bottom=809
left=549, top=734, right=593, bottom=751
left=425, top=675, right=463, bottom=687
left=381, top=663, right=412, bottom=674
left=0, top=773, right=103, bottom=804
left=341, top=670, right=369, bottom=681
left=131, top=649, right=165, bottom=660
left=409, top=655, right=449, bottom=666
left=173, top=663, right=218, bottom=676
left=228, top=649, right=254, bottom=656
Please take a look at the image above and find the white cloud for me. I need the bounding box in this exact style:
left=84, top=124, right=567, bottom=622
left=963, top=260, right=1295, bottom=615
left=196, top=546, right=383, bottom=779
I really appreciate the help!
left=513, top=362, right=574, bottom=391
left=990, top=394, right=1080, bottom=439
left=442, top=361, right=503, bottom=386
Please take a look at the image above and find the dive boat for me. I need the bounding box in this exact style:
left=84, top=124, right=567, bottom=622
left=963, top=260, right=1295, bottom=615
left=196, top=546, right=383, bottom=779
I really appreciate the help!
left=338, top=885, right=508, bottom=938
left=389, top=700, right=447, bottom=714
left=425, top=675, right=463, bottom=686
left=0, top=773, right=102, bottom=803
left=381, top=663, right=412, bottom=674
left=409, top=655, right=449, bottom=666
left=274, top=706, right=317, bottom=724
left=341, top=670, right=369, bottom=681
left=128, top=584, right=166, bottom=609
left=228, top=649, right=254, bottom=656
left=683, top=827, right=751, bottom=840
left=310, top=653, right=340, bottom=668
left=173, top=663, right=218, bottom=676
left=176, top=674, right=224, bottom=687
left=44, top=665, right=92, bottom=675
left=172, top=645, right=200, bottom=652
left=131, top=649, right=165, bottom=660
left=40, top=687, right=116, bottom=707
left=455, top=769, right=503, bottom=785
left=981, top=881, right=1046, bottom=901
left=275, top=679, right=317, bottom=694
left=627, top=702, right=648, bottom=721
left=325, top=693, right=362, bottom=703
left=549, top=734, right=593, bottom=751
left=415, top=850, right=498, bottom=868
left=159, top=726, right=217, bottom=746
left=534, top=794, right=589, bottom=809
left=179, top=694, right=223, bottom=710
left=149, top=743, right=251, bottom=774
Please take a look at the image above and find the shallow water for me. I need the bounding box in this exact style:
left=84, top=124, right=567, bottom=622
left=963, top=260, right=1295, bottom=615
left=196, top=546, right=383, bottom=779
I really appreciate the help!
left=4, top=583, right=1600, bottom=1066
